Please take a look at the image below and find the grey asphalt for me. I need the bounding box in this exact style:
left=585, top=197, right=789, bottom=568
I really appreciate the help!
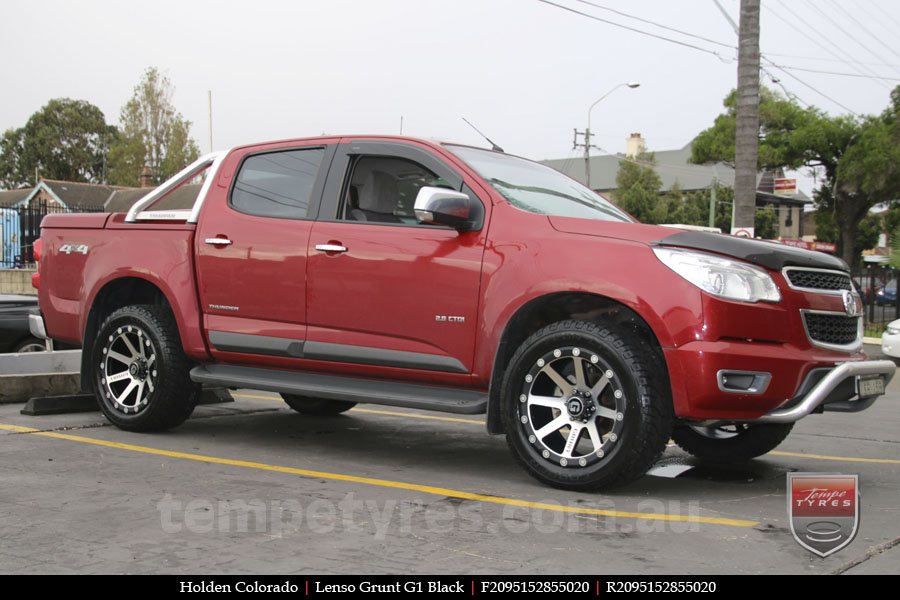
left=0, top=347, right=897, bottom=574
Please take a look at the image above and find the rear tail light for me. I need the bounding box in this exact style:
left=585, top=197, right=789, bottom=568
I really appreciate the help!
left=31, top=238, right=42, bottom=289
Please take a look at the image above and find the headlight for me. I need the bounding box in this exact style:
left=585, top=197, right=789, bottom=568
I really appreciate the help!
left=653, top=247, right=781, bottom=303
left=887, top=326, right=900, bottom=335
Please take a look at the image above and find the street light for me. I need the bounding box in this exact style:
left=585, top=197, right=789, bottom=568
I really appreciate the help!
left=584, top=81, right=640, bottom=189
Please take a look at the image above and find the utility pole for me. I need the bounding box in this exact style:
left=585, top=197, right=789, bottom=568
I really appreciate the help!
left=573, top=128, right=594, bottom=189
left=709, top=177, right=718, bottom=229
left=733, top=0, right=761, bottom=236
left=574, top=82, right=640, bottom=190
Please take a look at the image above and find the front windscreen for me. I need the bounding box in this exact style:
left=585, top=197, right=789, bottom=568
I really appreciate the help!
left=447, top=145, right=632, bottom=222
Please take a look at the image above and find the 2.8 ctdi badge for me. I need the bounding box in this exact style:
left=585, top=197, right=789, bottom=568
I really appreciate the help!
left=787, top=473, right=859, bottom=557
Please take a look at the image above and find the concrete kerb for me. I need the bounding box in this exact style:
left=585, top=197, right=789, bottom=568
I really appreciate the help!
left=0, top=350, right=81, bottom=404
left=0, top=349, right=233, bottom=408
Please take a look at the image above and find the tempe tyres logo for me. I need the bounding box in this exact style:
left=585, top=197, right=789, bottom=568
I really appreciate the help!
left=787, top=473, right=859, bottom=557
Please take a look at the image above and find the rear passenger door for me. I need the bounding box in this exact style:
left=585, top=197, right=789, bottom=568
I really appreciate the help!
left=196, top=141, right=335, bottom=363
left=304, top=141, right=489, bottom=377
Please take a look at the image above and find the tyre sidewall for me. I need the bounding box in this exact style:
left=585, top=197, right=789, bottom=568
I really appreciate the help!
left=92, top=306, right=193, bottom=430
left=502, top=321, right=666, bottom=489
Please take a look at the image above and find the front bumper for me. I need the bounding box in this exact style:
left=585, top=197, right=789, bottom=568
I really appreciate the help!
left=753, top=359, right=895, bottom=423
left=665, top=340, right=895, bottom=421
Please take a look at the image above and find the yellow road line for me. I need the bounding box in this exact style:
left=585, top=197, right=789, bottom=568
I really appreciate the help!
left=234, top=393, right=484, bottom=425
left=770, top=450, right=900, bottom=465
left=0, top=422, right=757, bottom=528
left=235, top=394, right=900, bottom=465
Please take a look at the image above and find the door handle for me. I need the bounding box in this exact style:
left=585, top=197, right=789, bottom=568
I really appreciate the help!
left=204, top=237, right=233, bottom=246
left=315, top=243, right=348, bottom=253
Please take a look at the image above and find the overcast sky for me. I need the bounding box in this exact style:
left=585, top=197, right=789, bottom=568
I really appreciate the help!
left=2, top=0, right=899, bottom=193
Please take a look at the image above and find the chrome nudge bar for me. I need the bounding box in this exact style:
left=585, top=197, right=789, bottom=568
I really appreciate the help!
left=754, top=360, right=895, bottom=424
left=124, top=151, right=226, bottom=224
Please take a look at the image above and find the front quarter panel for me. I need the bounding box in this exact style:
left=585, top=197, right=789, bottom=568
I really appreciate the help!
left=474, top=202, right=704, bottom=386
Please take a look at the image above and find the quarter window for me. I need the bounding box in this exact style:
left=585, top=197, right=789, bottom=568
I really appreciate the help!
left=231, top=148, right=324, bottom=218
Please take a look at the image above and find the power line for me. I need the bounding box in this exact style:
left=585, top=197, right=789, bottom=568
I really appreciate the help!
left=804, top=0, right=899, bottom=76
left=713, top=0, right=812, bottom=107
left=773, top=0, right=890, bottom=88
left=825, top=0, right=900, bottom=64
left=535, top=0, right=734, bottom=61
left=541, top=0, right=878, bottom=114
left=765, top=63, right=900, bottom=81
left=763, top=57, right=859, bottom=115
left=762, top=52, right=900, bottom=68
left=573, top=0, right=735, bottom=49
left=867, top=0, right=900, bottom=32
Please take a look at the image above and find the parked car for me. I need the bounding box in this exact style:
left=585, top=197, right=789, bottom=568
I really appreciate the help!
left=852, top=276, right=883, bottom=303
left=876, top=279, right=897, bottom=305
left=30, top=135, right=896, bottom=490
left=881, top=319, right=900, bottom=361
left=0, top=294, right=46, bottom=353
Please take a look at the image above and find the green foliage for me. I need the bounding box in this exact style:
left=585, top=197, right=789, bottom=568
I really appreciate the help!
left=614, top=155, right=663, bottom=223
left=883, top=205, right=900, bottom=237
left=816, top=207, right=880, bottom=257
left=691, top=88, right=824, bottom=170
left=0, top=98, right=115, bottom=188
left=754, top=205, right=778, bottom=240
left=891, top=227, right=900, bottom=270
left=692, top=85, right=900, bottom=266
left=108, top=67, right=200, bottom=186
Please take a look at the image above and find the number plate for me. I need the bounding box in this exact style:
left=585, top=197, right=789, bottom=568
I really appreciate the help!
left=857, top=376, right=885, bottom=399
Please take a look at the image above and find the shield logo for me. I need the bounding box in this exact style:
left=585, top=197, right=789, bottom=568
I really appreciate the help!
left=787, top=473, right=859, bottom=557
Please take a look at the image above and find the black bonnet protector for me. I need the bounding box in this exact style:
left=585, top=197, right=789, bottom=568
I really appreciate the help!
left=655, top=230, right=849, bottom=272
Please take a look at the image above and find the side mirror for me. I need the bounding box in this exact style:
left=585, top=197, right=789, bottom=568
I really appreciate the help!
left=414, top=187, right=476, bottom=231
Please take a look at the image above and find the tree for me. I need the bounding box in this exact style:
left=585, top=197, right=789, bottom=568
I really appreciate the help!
left=108, top=67, right=199, bottom=186
left=0, top=99, right=115, bottom=188
left=692, top=86, right=900, bottom=266
left=614, top=155, right=663, bottom=223
left=754, top=205, right=777, bottom=240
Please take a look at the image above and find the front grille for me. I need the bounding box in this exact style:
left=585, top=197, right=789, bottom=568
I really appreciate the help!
left=785, top=268, right=852, bottom=292
left=803, top=312, right=860, bottom=348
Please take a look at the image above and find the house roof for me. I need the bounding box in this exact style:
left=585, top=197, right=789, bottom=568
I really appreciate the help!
left=104, top=184, right=201, bottom=213
left=0, top=189, right=31, bottom=208
left=541, top=140, right=811, bottom=206
left=541, top=141, right=736, bottom=192
left=40, top=179, right=132, bottom=209
left=0, top=179, right=196, bottom=214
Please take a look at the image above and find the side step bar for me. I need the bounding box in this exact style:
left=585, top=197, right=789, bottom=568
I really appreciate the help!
left=190, top=364, right=487, bottom=415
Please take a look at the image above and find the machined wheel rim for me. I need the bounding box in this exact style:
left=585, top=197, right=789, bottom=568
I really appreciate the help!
left=517, top=346, right=626, bottom=468
left=99, top=324, right=158, bottom=414
left=16, top=342, right=46, bottom=353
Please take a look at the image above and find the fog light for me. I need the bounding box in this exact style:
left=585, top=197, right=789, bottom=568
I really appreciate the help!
left=717, top=370, right=771, bottom=395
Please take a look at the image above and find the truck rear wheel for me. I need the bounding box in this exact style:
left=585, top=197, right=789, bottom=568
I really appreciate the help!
left=280, top=394, right=357, bottom=415
left=672, top=422, right=793, bottom=462
left=501, top=320, right=673, bottom=491
left=92, top=305, right=197, bottom=431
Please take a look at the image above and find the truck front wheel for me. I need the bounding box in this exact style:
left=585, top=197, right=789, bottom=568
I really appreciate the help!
left=501, top=320, right=673, bottom=491
left=92, top=305, right=197, bottom=431
left=672, top=422, right=793, bottom=462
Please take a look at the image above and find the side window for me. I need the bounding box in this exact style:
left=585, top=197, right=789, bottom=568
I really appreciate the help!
left=231, top=147, right=325, bottom=219
left=341, top=156, right=451, bottom=225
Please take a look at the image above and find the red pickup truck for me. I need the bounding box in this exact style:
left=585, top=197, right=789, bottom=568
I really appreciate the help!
left=30, top=135, right=895, bottom=490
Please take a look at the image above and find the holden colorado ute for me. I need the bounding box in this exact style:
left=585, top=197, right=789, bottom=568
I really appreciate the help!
left=29, top=135, right=895, bottom=490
